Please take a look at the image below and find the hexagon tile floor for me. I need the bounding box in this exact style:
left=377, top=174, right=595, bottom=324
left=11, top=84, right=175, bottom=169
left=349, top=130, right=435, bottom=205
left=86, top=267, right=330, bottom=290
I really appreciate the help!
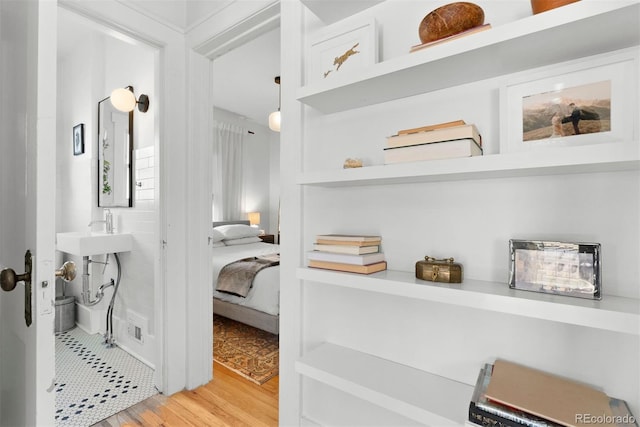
left=55, top=327, right=157, bottom=426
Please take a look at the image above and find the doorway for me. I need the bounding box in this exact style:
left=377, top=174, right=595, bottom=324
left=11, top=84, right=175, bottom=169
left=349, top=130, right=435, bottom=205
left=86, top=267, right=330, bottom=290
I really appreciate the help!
left=209, top=16, right=281, bottom=387
left=55, top=6, right=160, bottom=424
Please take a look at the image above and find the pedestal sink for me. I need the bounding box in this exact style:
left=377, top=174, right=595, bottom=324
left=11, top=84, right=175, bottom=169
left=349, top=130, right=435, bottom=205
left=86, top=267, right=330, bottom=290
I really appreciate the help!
left=56, top=232, right=133, bottom=256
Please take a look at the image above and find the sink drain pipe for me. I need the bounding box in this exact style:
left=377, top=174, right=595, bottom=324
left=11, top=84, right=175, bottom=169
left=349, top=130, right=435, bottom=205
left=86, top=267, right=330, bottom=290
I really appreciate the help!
left=80, top=253, right=122, bottom=347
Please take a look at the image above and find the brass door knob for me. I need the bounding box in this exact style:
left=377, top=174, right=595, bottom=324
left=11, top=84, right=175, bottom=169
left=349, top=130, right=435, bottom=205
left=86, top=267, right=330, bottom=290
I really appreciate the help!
left=0, top=268, right=31, bottom=292
left=55, top=261, right=77, bottom=282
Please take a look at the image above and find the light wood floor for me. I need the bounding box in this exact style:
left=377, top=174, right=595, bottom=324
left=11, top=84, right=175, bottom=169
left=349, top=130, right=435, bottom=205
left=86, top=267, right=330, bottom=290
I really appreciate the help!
left=93, top=362, right=278, bottom=427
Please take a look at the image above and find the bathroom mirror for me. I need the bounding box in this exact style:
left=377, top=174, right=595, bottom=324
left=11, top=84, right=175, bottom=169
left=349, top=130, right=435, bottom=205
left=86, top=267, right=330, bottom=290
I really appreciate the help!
left=98, top=97, right=133, bottom=207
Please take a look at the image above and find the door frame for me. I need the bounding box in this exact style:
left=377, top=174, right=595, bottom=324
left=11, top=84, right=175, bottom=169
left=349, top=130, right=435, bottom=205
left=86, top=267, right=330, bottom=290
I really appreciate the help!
left=58, top=0, right=190, bottom=394
left=185, top=0, right=281, bottom=387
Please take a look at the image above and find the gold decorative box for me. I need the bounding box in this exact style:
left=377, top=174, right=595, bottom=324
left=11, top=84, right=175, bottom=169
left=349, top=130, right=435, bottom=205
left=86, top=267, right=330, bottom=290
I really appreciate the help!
left=415, top=256, right=463, bottom=283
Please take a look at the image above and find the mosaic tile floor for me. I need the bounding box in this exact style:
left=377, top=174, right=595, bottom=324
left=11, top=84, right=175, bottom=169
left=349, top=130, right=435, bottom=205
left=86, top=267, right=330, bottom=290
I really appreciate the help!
left=55, top=327, right=157, bottom=427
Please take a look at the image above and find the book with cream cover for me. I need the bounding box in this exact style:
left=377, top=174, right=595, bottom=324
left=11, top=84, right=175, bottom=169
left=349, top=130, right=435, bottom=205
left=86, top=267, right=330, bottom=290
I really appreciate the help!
left=386, top=124, right=482, bottom=148
left=307, top=250, right=385, bottom=265
left=384, top=138, right=482, bottom=164
left=312, top=243, right=380, bottom=255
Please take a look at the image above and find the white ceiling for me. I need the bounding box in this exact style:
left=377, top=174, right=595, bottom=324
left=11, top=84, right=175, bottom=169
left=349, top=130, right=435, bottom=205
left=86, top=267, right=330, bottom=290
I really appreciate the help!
left=58, top=2, right=280, bottom=128
left=212, top=26, right=281, bottom=126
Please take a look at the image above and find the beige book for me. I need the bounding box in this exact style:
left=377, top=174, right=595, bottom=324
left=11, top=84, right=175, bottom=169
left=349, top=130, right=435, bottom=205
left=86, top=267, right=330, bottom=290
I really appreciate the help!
left=485, top=359, right=614, bottom=427
left=397, top=119, right=466, bottom=135
left=315, top=239, right=382, bottom=247
left=384, top=138, right=482, bottom=164
left=308, top=260, right=387, bottom=274
left=386, top=124, right=482, bottom=148
left=312, top=243, right=380, bottom=255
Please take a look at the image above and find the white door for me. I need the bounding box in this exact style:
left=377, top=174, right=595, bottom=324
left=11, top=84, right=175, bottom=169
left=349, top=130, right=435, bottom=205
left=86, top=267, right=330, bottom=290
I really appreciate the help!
left=0, top=1, right=57, bottom=425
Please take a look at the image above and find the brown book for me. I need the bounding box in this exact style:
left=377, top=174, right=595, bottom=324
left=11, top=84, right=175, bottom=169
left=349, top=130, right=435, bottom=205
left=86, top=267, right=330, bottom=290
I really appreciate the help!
left=485, top=359, right=614, bottom=427
left=397, top=119, right=466, bottom=135
left=410, top=24, right=492, bottom=53
left=308, top=260, right=387, bottom=274
left=315, top=239, right=381, bottom=247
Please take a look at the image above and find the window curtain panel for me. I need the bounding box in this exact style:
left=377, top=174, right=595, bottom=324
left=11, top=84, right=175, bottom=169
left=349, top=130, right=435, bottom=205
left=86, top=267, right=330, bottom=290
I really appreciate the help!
left=212, top=120, right=245, bottom=221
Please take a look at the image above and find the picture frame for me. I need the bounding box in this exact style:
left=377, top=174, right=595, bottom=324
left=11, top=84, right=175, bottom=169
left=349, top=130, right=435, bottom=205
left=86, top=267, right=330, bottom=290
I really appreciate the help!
left=508, top=239, right=601, bottom=300
left=307, top=16, right=378, bottom=84
left=73, top=123, right=84, bottom=156
left=500, top=48, right=637, bottom=153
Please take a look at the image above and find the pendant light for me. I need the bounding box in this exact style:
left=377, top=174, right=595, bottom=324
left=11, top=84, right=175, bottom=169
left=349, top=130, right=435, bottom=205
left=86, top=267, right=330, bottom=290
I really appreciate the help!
left=268, top=76, right=281, bottom=132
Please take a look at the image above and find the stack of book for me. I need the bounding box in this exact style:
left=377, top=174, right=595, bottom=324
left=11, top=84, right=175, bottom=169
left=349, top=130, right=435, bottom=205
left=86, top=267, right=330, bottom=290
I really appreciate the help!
left=307, top=234, right=387, bottom=274
left=384, top=119, right=483, bottom=164
left=469, top=360, right=637, bottom=427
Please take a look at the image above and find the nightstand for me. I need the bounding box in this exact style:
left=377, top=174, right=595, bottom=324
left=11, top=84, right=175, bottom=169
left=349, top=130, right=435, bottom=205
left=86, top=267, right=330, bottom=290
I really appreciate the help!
left=259, top=234, right=275, bottom=244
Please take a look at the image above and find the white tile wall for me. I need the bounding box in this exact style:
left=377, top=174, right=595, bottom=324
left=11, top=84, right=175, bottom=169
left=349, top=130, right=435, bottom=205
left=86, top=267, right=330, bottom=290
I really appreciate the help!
left=135, top=147, right=155, bottom=201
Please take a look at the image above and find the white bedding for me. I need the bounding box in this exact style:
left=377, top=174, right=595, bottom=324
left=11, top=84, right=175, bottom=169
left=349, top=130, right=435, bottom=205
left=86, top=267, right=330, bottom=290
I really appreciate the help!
left=212, top=242, right=280, bottom=316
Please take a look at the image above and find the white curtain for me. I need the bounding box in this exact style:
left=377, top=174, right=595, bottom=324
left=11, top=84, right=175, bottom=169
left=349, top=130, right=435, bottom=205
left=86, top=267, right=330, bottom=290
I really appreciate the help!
left=212, top=120, right=244, bottom=221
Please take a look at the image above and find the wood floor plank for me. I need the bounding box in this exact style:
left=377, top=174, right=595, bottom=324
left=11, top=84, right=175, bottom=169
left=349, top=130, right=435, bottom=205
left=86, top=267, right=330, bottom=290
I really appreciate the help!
left=190, top=385, right=274, bottom=427
left=94, top=362, right=278, bottom=427
left=170, top=392, right=232, bottom=427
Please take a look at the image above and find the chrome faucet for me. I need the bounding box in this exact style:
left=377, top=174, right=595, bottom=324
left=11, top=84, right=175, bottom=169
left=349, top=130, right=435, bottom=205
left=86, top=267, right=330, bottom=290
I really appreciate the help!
left=88, top=209, right=114, bottom=234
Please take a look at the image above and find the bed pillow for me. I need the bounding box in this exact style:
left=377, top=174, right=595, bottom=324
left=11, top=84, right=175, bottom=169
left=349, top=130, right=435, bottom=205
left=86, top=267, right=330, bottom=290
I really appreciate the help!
left=223, top=236, right=262, bottom=246
left=211, top=228, right=225, bottom=243
left=214, top=224, right=261, bottom=240
left=211, top=241, right=226, bottom=248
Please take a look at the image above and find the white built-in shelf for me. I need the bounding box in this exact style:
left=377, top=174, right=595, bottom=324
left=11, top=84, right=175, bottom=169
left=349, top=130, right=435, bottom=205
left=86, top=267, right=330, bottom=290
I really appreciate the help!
left=295, top=342, right=473, bottom=425
left=300, top=0, right=384, bottom=24
left=297, top=2, right=640, bottom=113
left=297, top=268, right=640, bottom=335
left=297, top=142, right=640, bottom=187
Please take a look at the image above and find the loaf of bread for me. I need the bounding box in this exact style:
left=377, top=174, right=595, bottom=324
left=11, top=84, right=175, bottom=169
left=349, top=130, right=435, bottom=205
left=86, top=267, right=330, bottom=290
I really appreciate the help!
left=419, top=2, right=484, bottom=44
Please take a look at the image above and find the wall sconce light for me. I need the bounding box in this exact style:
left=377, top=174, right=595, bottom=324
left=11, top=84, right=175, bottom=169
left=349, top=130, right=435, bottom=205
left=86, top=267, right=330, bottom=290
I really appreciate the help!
left=248, top=212, right=261, bottom=228
left=268, top=76, right=281, bottom=132
left=110, top=86, right=149, bottom=113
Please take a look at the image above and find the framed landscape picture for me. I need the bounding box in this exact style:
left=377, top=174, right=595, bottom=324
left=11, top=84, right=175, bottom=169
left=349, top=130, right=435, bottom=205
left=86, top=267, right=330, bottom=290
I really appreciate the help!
left=500, top=48, right=637, bottom=153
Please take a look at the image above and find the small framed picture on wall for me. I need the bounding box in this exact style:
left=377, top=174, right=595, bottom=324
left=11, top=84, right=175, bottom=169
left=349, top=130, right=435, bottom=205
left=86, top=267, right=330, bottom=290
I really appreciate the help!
left=73, top=123, right=84, bottom=156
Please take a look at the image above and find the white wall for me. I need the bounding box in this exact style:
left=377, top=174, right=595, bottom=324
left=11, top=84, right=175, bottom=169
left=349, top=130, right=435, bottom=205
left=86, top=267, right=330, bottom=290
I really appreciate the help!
left=212, top=107, right=280, bottom=234
left=56, top=29, right=157, bottom=366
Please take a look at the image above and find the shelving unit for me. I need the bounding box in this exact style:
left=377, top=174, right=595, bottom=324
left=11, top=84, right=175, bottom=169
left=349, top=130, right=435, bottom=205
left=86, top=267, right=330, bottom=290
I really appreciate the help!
left=298, top=268, right=640, bottom=335
left=297, top=1, right=640, bottom=113
left=297, top=142, right=640, bottom=187
left=296, top=342, right=473, bottom=426
left=283, top=0, right=640, bottom=424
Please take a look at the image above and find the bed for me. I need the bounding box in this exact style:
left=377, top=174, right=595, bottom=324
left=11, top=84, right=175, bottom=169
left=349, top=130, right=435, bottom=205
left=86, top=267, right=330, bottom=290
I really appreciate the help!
left=211, top=220, right=280, bottom=334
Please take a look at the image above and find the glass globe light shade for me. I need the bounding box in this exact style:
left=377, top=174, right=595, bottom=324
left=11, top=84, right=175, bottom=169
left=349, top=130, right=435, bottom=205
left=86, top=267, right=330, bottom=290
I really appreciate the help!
left=269, top=110, right=281, bottom=132
left=110, top=88, right=136, bottom=112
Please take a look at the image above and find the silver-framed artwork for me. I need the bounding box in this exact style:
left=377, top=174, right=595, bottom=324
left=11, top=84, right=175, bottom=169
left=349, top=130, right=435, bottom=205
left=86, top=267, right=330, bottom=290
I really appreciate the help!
left=500, top=48, right=637, bottom=153
left=509, top=240, right=601, bottom=300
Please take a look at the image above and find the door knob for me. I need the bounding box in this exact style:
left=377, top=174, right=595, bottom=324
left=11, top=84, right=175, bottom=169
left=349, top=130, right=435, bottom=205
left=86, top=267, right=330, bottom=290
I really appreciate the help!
left=0, top=268, right=31, bottom=292
left=0, top=250, right=33, bottom=326
left=55, top=261, right=77, bottom=282
left=0, top=249, right=32, bottom=293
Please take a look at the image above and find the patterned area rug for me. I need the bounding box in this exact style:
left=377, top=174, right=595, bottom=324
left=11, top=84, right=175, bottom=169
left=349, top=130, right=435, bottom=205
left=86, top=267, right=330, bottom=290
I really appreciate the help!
left=213, top=315, right=279, bottom=385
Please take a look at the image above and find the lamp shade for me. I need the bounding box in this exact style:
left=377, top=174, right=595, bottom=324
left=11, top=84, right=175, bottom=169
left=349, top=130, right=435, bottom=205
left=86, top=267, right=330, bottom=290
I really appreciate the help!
left=110, top=87, right=137, bottom=112
left=248, top=212, right=261, bottom=226
left=269, top=111, right=281, bottom=132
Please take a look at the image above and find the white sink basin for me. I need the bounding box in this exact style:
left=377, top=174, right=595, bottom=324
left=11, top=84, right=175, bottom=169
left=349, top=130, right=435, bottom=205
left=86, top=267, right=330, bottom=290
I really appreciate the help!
left=56, top=232, right=133, bottom=256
